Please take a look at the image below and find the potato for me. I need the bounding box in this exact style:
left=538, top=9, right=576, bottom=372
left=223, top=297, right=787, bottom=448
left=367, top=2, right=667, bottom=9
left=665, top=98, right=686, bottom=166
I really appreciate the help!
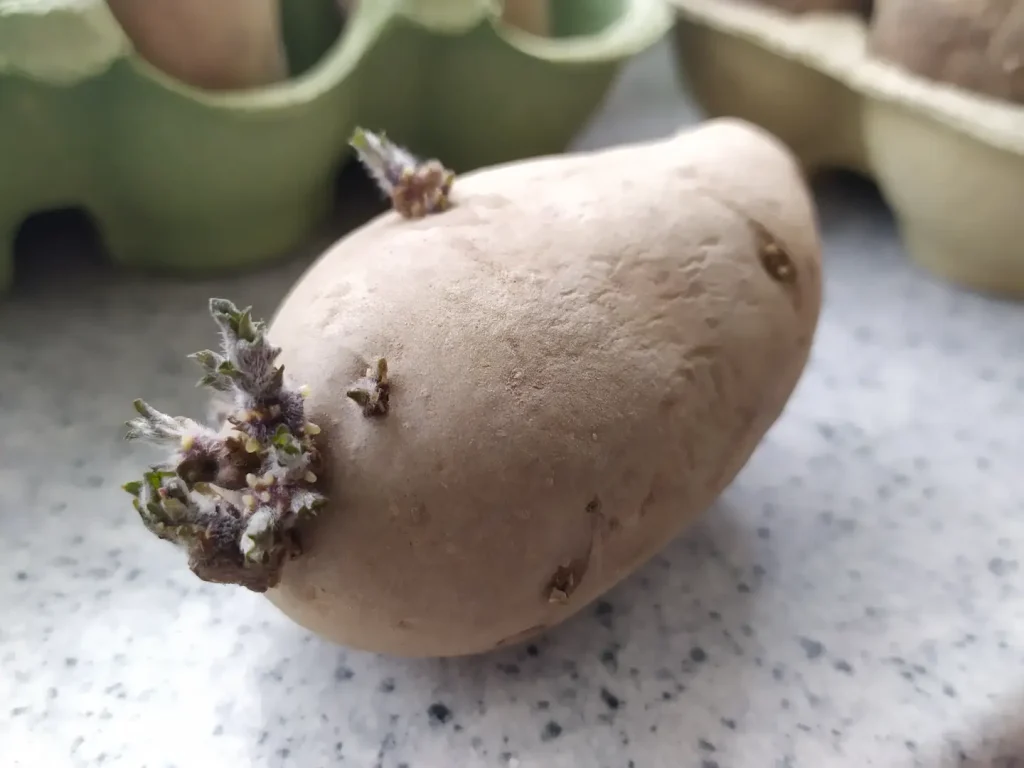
left=869, top=0, right=1024, bottom=104
left=501, top=0, right=550, bottom=36
left=121, top=119, right=820, bottom=657
left=106, top=0, right=288, bottom=90
left=254, top=118, right=822, bottom=657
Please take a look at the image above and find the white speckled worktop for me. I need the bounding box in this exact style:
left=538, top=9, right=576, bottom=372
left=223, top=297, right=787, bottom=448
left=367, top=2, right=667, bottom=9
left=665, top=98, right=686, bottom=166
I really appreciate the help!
left=3, top=43, right=1024, bottom=768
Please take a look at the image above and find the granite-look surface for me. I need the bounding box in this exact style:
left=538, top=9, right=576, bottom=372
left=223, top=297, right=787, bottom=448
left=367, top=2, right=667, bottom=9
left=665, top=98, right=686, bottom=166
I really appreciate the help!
left=3, top=43, right=1024, bottom=768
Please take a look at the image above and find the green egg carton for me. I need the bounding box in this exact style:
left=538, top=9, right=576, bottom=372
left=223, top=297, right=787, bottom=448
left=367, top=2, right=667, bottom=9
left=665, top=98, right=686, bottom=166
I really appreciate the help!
left=668, top=0, right=1024, bottom=298
left=0, top=0, right=671, bottom=294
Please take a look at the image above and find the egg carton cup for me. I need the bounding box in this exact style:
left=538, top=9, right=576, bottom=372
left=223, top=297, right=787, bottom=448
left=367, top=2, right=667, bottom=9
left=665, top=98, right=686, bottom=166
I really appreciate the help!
left=0, top=0, right=671, bottom=295
left=668, top=0, right=1024, bottom=298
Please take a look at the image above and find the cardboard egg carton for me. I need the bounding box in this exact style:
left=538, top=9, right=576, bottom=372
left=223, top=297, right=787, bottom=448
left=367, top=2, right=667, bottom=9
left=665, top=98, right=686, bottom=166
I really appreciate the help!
left=669, top=0, right=1024, bottom=297
left=0, top=0, right=671, bottom=295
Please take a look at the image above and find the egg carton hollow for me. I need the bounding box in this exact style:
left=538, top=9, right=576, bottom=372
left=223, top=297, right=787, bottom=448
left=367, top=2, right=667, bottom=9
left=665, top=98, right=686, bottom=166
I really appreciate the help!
left=668, top=0, right=1024, bottom=299
left=0, top=0, right=672, bottom=295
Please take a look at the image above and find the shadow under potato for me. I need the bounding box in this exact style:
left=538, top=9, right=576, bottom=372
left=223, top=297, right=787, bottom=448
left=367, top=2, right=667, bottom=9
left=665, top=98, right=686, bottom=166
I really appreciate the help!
left=248, top=496, right=761, bottom=763
left=920, top=692, right=1024, bottom=766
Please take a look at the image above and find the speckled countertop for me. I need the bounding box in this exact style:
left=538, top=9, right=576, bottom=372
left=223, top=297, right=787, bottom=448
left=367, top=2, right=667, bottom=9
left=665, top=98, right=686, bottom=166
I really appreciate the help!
left=3, top=43, right=1024, bottom=768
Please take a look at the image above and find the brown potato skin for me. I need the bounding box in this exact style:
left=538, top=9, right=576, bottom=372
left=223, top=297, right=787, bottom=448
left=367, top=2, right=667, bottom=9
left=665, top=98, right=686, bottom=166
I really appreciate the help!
left=869, top=0, right=1024, bottom=104
left=501, top=0, right=549, bottom=35
left=265, top=118, right=823, bottom=658
left=106, top=0, right=287, bottom=90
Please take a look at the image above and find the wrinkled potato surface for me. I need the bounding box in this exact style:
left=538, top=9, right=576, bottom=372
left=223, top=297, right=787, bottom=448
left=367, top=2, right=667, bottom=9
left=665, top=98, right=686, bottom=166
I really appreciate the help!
left=265, top=118, right=823, bottom=657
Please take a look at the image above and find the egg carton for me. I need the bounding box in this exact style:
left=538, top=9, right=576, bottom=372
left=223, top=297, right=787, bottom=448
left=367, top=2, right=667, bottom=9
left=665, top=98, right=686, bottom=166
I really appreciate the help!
left=0, top=0, right=671, bottom=295
left=669, top=0, right=1024, bottom=298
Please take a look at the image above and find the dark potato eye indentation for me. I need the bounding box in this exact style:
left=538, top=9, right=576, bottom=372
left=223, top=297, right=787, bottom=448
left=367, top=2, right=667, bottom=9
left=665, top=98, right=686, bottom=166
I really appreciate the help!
left=760, top=239, right=797, bottom=284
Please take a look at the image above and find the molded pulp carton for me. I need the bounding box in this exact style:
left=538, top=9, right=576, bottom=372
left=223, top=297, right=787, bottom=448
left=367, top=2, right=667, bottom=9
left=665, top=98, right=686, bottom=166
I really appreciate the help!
left=670, top=0, right=1024, bottom=297
left=0, top=0, right=671, bottom=294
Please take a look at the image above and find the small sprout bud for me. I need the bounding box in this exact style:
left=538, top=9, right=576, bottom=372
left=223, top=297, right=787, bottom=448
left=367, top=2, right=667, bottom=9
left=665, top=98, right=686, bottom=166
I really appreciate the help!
left=240, top=507, right=277, bottom=563
left=548, top=588, right=569, bottom=605
left=346, top=388, right=370, bottom=407
left=304, top=422, right=321, bottom=435
left=243, top=494, right=256, bottom=510
left=246, top=473, right=258, bottom=487
left=180, top=434, right=195, bottom=451
left=124, top=399, right=202, bottom=445
left=346, top=356, right=391, bottom=417
left=299, top=384, right=311, bottom=398
left=304, top=471, right=317, bottom=483
left=245, top=437, right=261, bottom=454
left=546, top=562, right=583, bottom=604
left=259, top=492, right=272, bottom=503
left=755, top=225, right=797, bottom=284
left=349, top=127, right=455, bottom=219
